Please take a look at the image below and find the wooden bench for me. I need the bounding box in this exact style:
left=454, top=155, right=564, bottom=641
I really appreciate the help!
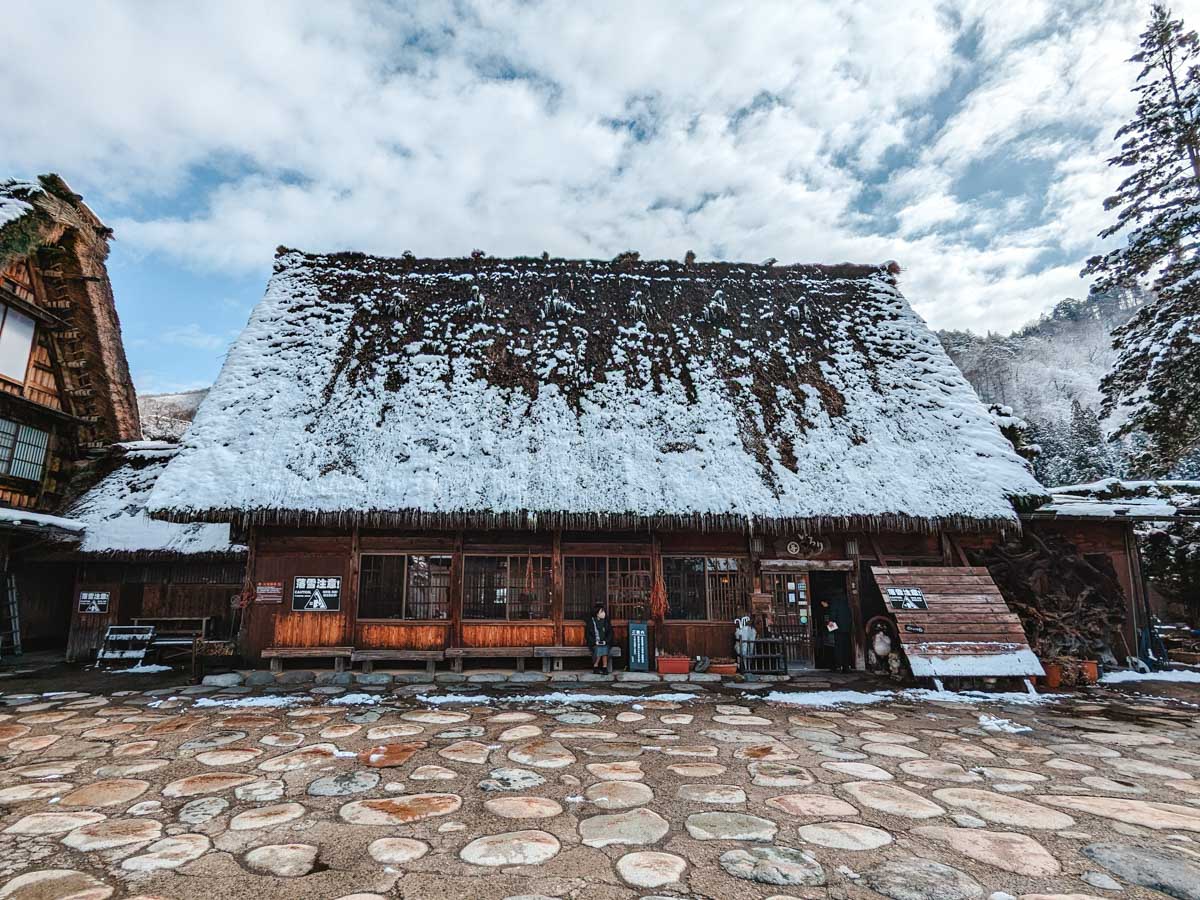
left=534, top=645, right=622, bottom=673
left=444, top=646, right=534, bottom=673
left=261, top=646, right=354, bottom=673
left=96, top=625, right=156, bottom=668
left=352, top=649, right=444, bottom=676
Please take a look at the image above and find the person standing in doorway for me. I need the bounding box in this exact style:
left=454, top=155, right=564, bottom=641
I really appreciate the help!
left=586, top=603, right=614, bottom=674
left=819, top=596, right=853, bottom=673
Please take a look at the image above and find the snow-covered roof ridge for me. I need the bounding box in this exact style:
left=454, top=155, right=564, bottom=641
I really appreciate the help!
left=1031, top=477, right=1200, bottom=520
left=67, top=444, right=246, bottom=558
left=147, top=249, right=1046, bottom=533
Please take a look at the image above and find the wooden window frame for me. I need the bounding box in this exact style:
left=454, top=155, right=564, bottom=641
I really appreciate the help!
left=564, top=554, right=652, bottom=621
left=661, top=555, right=751, bottom=622
left=462, top=553, right=553, bottom=622
left=0, top=303, right=35, bottom=388
left=0, top=417, right=48, bottom=484
left=356, top=551, right=452, bottom=623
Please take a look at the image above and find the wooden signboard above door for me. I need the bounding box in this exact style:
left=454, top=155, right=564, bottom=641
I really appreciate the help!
left=870, top=566, right=1042, bottom=679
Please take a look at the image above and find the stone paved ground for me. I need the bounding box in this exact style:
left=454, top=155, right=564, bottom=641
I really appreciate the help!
left=1, top=668, right=1199, bottom=900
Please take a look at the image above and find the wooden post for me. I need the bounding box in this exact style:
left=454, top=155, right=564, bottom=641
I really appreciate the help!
left=551, top=530, right=564, bottom=646
left=449, top=531, right=464, bottom=650
left=347, top=526, right=361, bottom=653
left=845, top=542, right=866, bottom=671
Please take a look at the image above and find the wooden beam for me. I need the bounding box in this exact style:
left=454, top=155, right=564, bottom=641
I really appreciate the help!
left=551, top=529, right=564, bottom=646
left=449, top=530, right=464, bottom=649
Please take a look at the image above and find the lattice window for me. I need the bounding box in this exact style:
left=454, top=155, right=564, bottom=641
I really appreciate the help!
left=663, top=556, right=749, bottom=621
left=0, top=418, right=47, bottom=483
left=358, top=554, right=451, bottom=620
left=565, top=556, right=651, bottom=619
left=463, top=555, right=550, bottom=620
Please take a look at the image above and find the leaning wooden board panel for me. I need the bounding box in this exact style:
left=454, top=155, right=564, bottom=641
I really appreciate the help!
left=871, top=566, right=1043, bottom=679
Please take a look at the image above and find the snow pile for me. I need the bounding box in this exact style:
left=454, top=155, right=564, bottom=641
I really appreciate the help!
left=0, top=194, right=33, bottom=230
left=415, top=691, right=698, bottom=706
left=106, top=663, right=173, bottom=675
left=66, top=446, right=243, bottom=556
left=1100, top=668, right=1200, bottom=684
left=192, top=695, right=309, bottom=709
left=762, top=688, right=1063, bottom=707
left=148, top=252, right=1044, bottom=530
left=978, top=713, right=1032, bottom=733
left=0, top=507, right=85, bottom=534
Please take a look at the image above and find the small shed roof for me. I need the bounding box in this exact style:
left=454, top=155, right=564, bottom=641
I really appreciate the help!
left=148, top=250, right=1045, bottom=533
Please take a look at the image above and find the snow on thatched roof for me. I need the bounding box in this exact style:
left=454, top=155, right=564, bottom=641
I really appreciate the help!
left=148, top=250, right=1045, bottom=533
left=1032, top=478, right=1200, bottom=521
left=68, top=443, right=245, bottom=558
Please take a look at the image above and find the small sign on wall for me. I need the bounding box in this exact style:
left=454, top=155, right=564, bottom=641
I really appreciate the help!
left=292, top=576, right=342, bottom=612
left=78, top=591, right=110, bottom=614
left=887, top=587, right=929, bottom=610
left=255, top=581, right=283, bottom=604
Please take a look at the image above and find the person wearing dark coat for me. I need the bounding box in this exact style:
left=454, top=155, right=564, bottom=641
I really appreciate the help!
left=586, top=604, right=614, bottom=674
left=820, top=595, right=854, bottom=673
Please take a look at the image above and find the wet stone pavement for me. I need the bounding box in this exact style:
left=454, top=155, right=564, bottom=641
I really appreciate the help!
left=0, top=673, right=1199, bottom=899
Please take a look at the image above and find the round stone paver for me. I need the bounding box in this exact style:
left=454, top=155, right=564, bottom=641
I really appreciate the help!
left=0, top=869, right=114, bottom=900
left=235, top=780, right=285, bottom=802
left=195, top=749, right=262, bottom=766
left=366, top=724, right=425, bottom=740
left=498, top=725, right=542, bottom=742
left=584, top=781, right=654, bottom=809
left=460, top=830, right=560, bottom=866
left=368, top=837, right=430, bottom=864
left=933, top=789, right=1075, bottom=830
left=677, top=784, right=746, bottom=804
left=359, top=742, right=426, bottom=768
left=863, top=858, right=983, bottom=900
left=839, top=781, right=945, bottom=819
left=180, top=731, right=246, bottom=751
left=616, top=851, right=687, bottom=888
left=899, top=760, right=983, bottom=783
left=229, top=803, right=306, bottom=831
left=911, top=826, right=1061, bottom=876
left=401, top=710, right=470, bottom=725
left=580, top=808, right=670, bottom=847
left=308, top=770, right=381, bottom=797
left=749, top=762, right=814, bottom=788
left=508, top=739, right=575, bottom=769
left=244, top=843, right=319, bottom=877
left=1037, top=794, right=1200, bottom=832
left=258, top=743, right=341, bottom=772
left=479, top=768, right=546, bottom=792
left=178, top=797, right=228, bottom=824
left=410, top=765, right=458, bottom=781
left=822, top=761, right=894, bottom=781
left=260, top=732, right=304, bottom=748
left=720, top=846, right=826, bottom=886
left=684, top=812, right=777, bottom=841
left=766, top=794, right=859, bottom=819
left=339, top=793, right=462, bottom=825
left=0, top=784, right=71, bottom=804
left=4, top=811, right=107, bottom=835
left=798, top=821, right=893, bottom=851
left=585, top=761, right=644, bottom=781
left=439, top=741, right=493, bottom=765
left=162, top=772, right=257, bottom=798
left=121, top=834, right=212, bottom=872
left=62, top=818, right=163, bottom=851
left=483, top=797, right=563, bottom=819
left=666, top=762, right=725, bottom=779
left=59, top=779, right=149, bottom=807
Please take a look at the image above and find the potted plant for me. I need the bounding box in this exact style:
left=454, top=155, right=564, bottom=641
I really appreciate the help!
left=708, top=658, right=738, bottom=676
left=656, top=655, right=691, bottom=675
left=1039, top=659, right=1062, bottom=689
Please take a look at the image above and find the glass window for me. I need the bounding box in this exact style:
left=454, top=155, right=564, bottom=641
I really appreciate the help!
left=0, top=418, right=47, bottom=482
left=357, top=554, right=451, bottom=620
left=565, top=556, right=651, bottom=619
left=663, top=556, right=749, bottom=621
left=463, top=555, right=550, bottom=620
left=0, top=306, right=34, bottom=382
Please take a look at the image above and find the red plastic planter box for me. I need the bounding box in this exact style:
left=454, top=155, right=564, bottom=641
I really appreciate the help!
left=656, top=656, right=691, bottom=675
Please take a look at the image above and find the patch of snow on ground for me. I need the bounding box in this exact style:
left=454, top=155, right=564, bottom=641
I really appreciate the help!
left=107, top=664, right=173, bottom=675
left=327, top=692, right=383, bottom=705
left=192, top=695, right=310, bottom=709
left=1100, top=668, right=1200, bottom=684
left=415, top=691, right=697, bottom=706
left=978, top=713, right=1032, bottom=733
left=758, top=690, right=895, bottom=707
left=761, top=688, right=1064, bottom=708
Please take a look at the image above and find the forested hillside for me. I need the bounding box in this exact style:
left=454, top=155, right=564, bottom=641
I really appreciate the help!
left=939, top=289, right=1148, bottom=488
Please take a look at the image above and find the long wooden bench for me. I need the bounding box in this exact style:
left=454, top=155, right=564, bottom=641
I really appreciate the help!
left=352, top=649, right=444, bottom=676
left=444, top=646, right=533, bottom=673
left=534, top=645, right=622, bottom=673
left=262, top=646, right=353, bottom=673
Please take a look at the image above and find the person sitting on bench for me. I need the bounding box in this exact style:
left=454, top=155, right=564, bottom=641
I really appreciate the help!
left=586, top=603, right=614, bottom=674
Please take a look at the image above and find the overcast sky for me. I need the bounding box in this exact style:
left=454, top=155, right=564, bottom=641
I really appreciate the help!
left=1, top=0, right=1183, bottom=394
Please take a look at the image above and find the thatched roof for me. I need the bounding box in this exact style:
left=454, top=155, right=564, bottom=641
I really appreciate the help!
left=0, top=174, right=141, bottom=443
left=147, top=249, right=1045, bottom=533
left=64, top=442, right=245, bottom=559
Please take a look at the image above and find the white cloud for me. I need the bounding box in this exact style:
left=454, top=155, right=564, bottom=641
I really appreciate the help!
left=0, top=0, right=1182, bottom=333
left=160, top=324, right=229, bottom=352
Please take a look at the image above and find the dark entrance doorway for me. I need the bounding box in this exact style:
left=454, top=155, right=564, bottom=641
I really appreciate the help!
left=811, top=570, right=851, bottom=671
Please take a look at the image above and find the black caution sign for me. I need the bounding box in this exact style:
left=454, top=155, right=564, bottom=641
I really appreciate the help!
left=292, top=576, right=342, bottom=612
left=78, top=590, right=110, bottom=614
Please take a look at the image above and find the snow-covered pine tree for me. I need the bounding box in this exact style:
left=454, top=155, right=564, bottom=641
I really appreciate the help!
left=1085, top=4, right=1200, bottom=477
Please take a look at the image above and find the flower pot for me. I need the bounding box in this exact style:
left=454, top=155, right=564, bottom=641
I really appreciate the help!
left=708, top=663, right=738, bottom=676
left=1079, top=660, right=1099, bottom=684
left=1040, top=662, right=1062, bottom=689
left=656, top=656, right=691, bottom=675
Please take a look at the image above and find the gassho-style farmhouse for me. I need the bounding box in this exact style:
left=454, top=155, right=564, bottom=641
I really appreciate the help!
left=106, top=247, right=1141, bottom=682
